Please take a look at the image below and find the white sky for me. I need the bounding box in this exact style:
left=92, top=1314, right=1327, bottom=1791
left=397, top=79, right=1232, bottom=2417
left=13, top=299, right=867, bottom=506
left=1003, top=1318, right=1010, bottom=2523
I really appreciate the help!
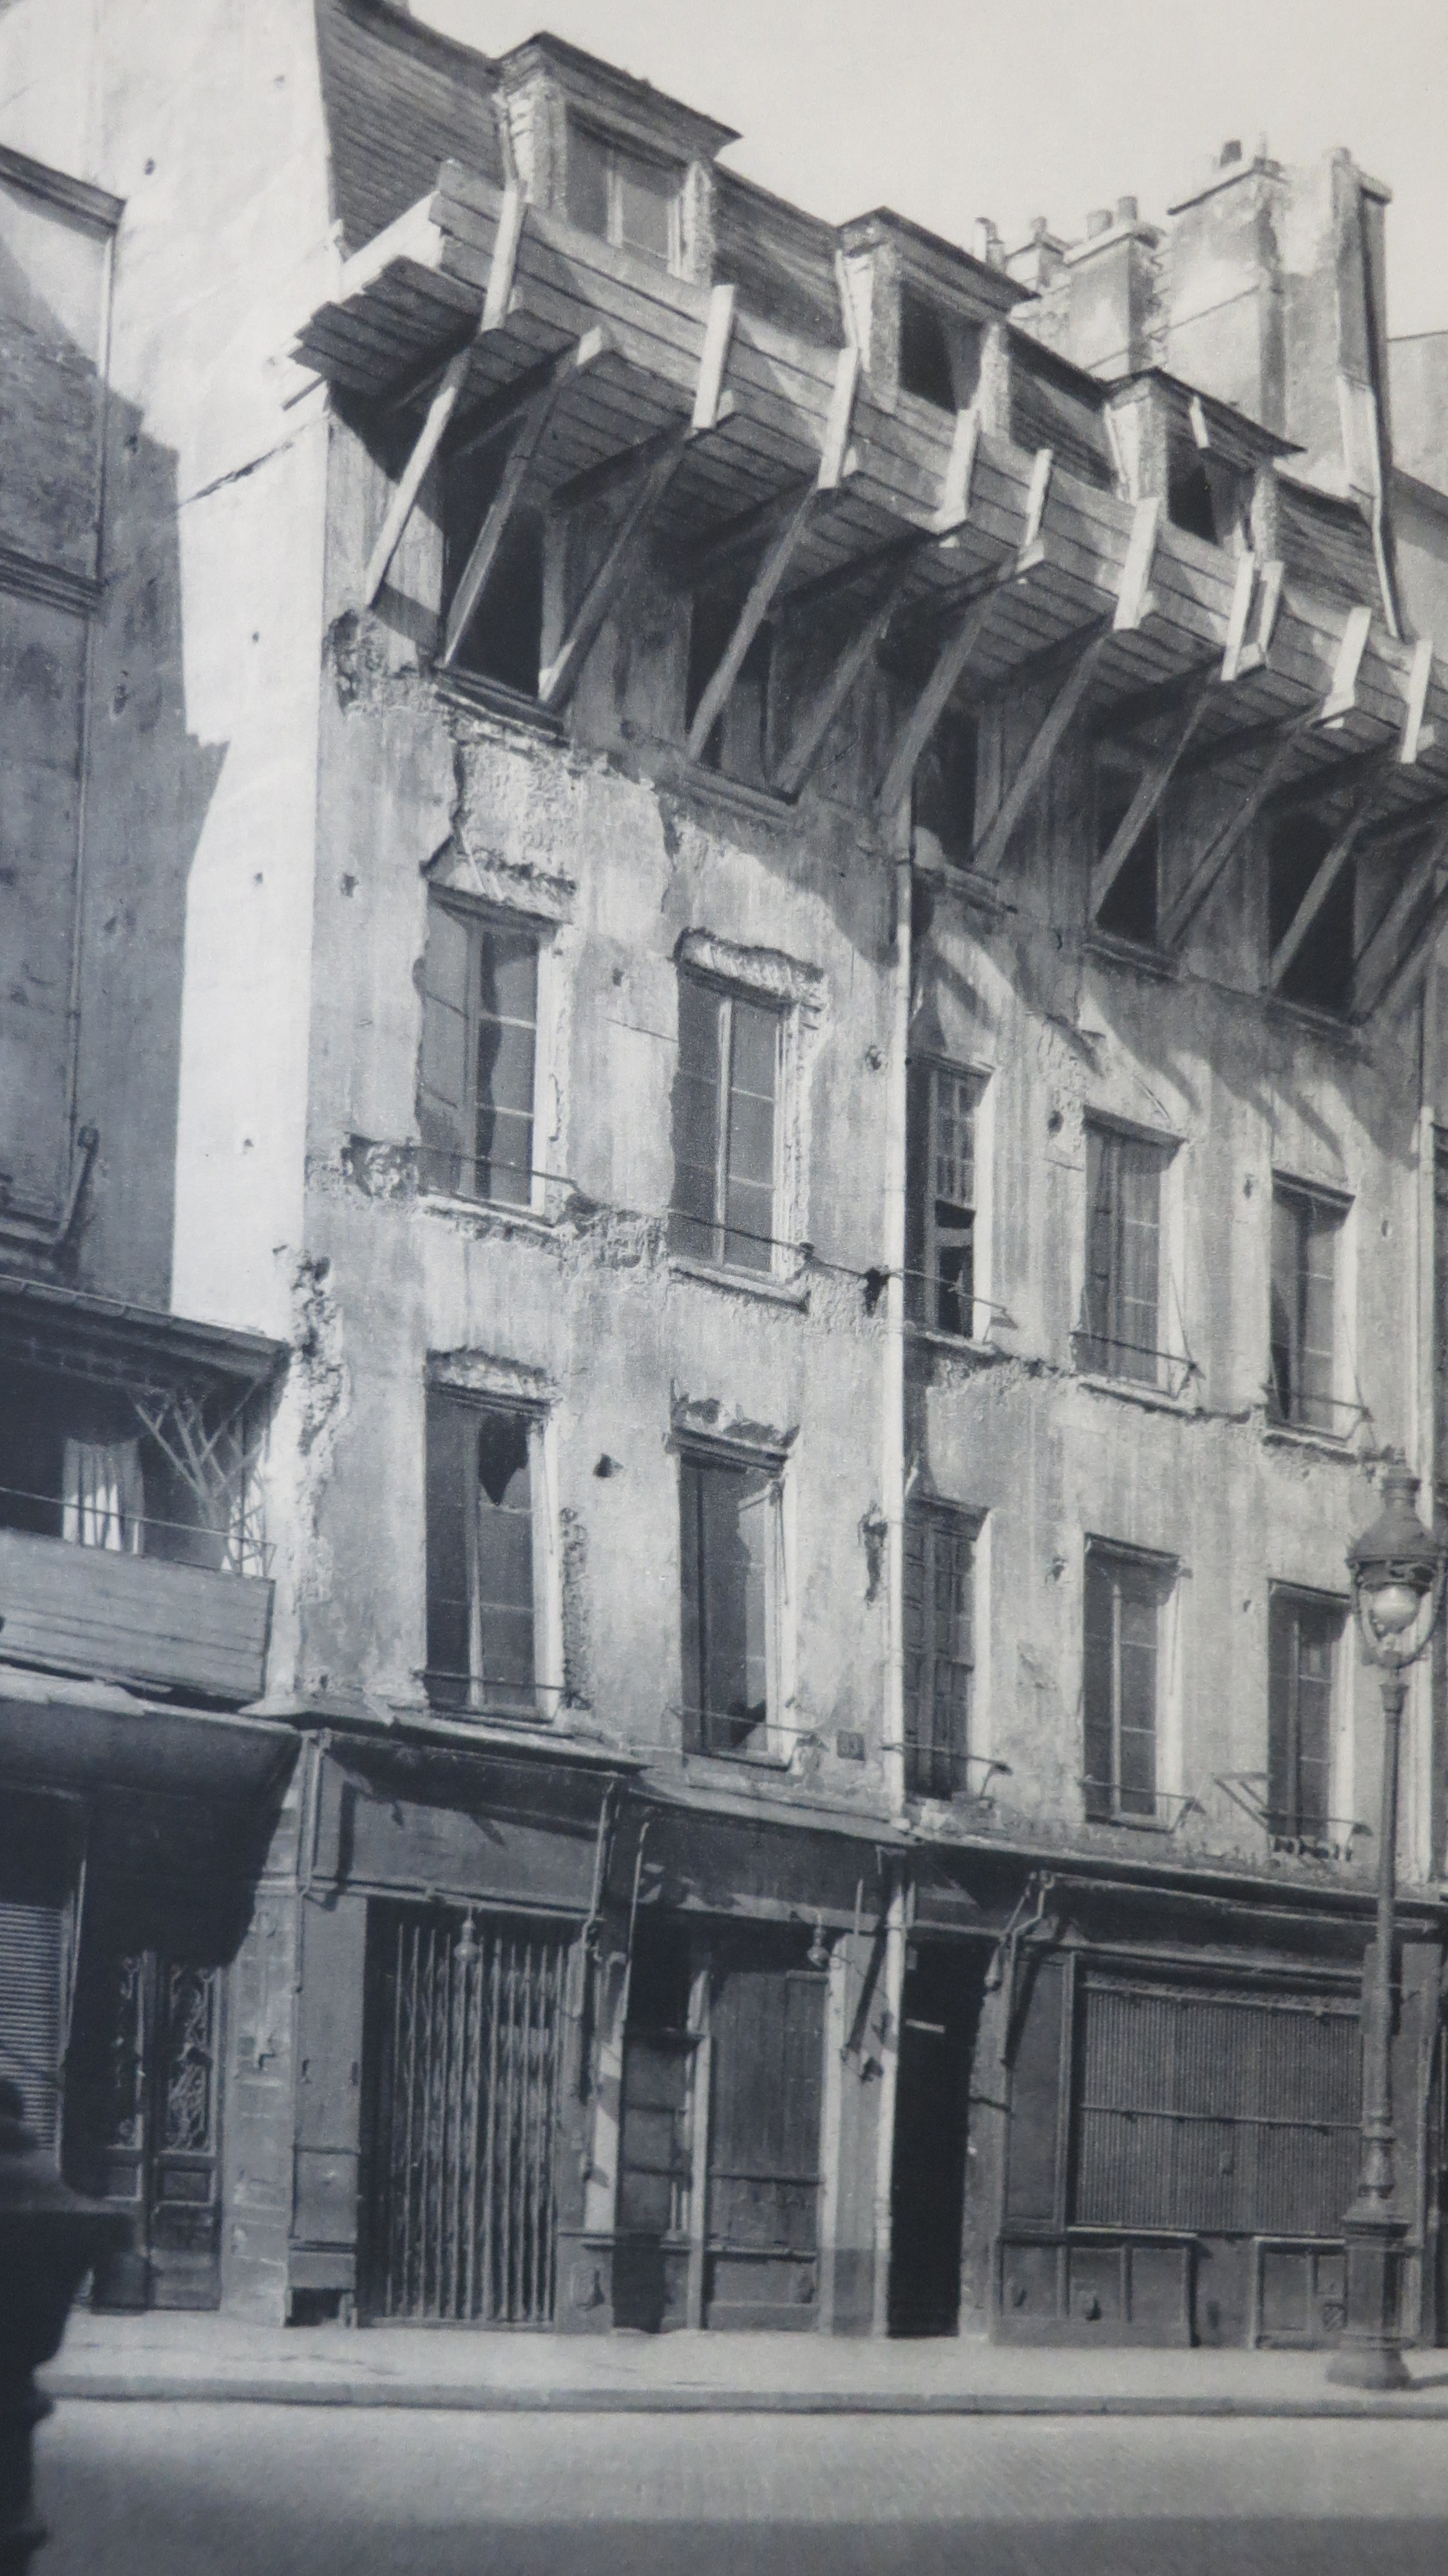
left=416, top=0, right=1448, bottom=339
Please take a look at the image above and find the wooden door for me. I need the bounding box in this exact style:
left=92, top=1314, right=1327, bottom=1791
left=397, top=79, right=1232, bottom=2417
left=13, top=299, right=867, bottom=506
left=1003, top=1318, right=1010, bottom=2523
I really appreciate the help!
left=705, top=1954, right=825, bottom=2329
left=77, top=1951, right=225, bottom=2309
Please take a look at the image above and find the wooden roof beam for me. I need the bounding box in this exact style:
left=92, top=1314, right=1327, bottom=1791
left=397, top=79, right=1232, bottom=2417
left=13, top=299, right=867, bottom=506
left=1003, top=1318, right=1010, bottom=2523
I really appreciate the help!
left=439, top=327, right=609, bottom=670
left=1090, top=675, right=1215, bottom=923
left=1267, top=773, right=1391, bottom=990
left=684, top=345, right=861, bottom=765
left=360, top=181, right=527, bottom=609
left=1351, top=803, right=1448, bottom=1019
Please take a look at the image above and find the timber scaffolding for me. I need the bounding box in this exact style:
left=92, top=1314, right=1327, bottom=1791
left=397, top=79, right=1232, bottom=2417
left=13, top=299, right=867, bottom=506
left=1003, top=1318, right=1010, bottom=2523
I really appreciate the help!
left=292, top=151, right=1448, bottom=1012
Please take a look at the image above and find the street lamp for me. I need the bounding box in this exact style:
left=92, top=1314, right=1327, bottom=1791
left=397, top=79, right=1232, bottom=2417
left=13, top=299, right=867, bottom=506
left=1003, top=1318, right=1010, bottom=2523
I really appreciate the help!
left=1328, top=1454, right=1448, bottom=2391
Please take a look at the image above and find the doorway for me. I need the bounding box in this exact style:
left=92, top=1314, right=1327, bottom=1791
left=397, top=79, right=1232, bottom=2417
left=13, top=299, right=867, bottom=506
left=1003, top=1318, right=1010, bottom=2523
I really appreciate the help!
left=68, top=1947, right=225, bottom=2310
left=888, top=1942, right=984, bottom=2335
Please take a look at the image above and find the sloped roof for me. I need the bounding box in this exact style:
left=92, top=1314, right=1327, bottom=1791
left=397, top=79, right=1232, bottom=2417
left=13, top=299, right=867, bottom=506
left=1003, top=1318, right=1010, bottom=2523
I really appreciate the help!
left=315, top=0, right=504, bottom=256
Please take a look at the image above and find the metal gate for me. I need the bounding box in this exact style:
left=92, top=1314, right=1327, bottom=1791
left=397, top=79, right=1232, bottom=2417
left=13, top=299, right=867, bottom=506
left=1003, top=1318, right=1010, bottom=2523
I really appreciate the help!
left=367, top=1907, right=568, bottom=2325
left=71, top=1949, right=225, bottom=2309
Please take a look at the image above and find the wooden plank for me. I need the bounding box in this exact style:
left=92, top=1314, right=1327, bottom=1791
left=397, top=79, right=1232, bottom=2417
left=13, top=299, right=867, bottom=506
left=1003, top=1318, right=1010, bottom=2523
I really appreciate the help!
left=482, top=184, right=525, bottom=330
left=1370, top=873, right=1448, bottom=1021
left=1268, top=773, right=1391, bottom=988
left=538, top=438, right=691, bottom=708
left=1160, top=715, right=1316, bottom=949
left=874, top=569, right=1014, bottom=816
left=441, top=328, right=608, bottom=667
left=971, top=627, right=1115, bottom=872
left=1351, top=803, right=1448, bottom=1017
left=0, top=1528, right=273, bottom=1705
left=685, top=484, right=822, bottom=762
left=1401, top=634, right=1438, bottom=765
left=1090, top=676, right=1215, bottom=920
left=1317, top=601, right=1374, bottom=730
left=1113, top=497, right=1161, bottom=632
left=693, top=283, right=737, bottom=432
left=362, top=346, right=473, bottom=607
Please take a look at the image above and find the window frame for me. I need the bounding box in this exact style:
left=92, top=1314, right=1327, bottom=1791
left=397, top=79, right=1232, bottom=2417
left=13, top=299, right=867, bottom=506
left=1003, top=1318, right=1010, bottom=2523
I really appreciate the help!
left=677, top=1439, right=788, bottom=1762
left=424, top=1387, right=558, bottom=1720
left=417, top=896, right=550, bottom=1216
left=906, top=1055, right=984, bottom=1341
left=669, top=968, right=785, bottom=1278
left=902, top=1497, right=980, bottom=1800
left=566, top=118, right=683, bottom=273
left=1268, top=1177, right=1349, bottom=1437
left=1267, top=1583, right=1346, bottom=1848
left=1078, top=1117, right=1176, bottom=1390
left=1082, top=1539, right=1176, bottom=1824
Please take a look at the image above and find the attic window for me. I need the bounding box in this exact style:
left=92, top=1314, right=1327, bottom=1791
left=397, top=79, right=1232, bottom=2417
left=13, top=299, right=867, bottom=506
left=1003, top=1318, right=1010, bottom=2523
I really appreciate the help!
left=567, top=120, right=681, bottom=270
left=1094, top=749, right=1159, bottom=946
left=1167, top=430, right=1250, bottom=549
left=442, top=441, right=544, bottom=694
left=899, top=285, right=956, bottom=412
left=1268, top=810, right=1354, bottom=1015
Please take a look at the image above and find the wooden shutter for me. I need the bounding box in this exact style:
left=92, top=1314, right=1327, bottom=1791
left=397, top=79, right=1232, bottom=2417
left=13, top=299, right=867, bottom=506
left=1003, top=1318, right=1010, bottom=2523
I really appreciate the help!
left=0, top=1899, right=64, bottom=2150
left=475, top=926, right=537, bottom=1208
left=1115, top=1139, right=1161, bottom=1379
left=904, top=1059, right=931, bottom=1325
left=474, top=1410, right=535, bottom=1705
left=1082, top=1125, right=1115, bottom=1371
left=721, top=996, right=777, bottom=1272
left=1082, top=1551, right=1114, bottom=1820
left=1004, top=1951, right=1069, bottom=2224
left=1268, top=1589, right=1295, bottom=1830
left=424, top=1391, right=473, bottom=1707
left=417, top=900, right=473, bottom=1193
left=670, top=976, right=723, bottom=1260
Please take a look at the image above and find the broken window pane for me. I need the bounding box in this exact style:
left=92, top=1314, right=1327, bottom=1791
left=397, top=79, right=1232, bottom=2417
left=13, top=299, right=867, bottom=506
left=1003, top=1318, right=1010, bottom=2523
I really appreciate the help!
left=679, top=1452, right=777, bottom=1754
left=1269, top=1184, right=1342, bottom=1433
left=669, top=973, right=779, bottom=1271
left=425, top=1392, right=537, bottom=1714
left=906, top=1061, right=978, bottom=1336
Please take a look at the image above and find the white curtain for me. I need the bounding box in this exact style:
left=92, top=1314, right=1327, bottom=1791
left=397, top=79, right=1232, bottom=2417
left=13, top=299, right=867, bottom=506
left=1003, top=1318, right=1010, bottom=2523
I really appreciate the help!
left=62, top=1438, right=145, bottom=1553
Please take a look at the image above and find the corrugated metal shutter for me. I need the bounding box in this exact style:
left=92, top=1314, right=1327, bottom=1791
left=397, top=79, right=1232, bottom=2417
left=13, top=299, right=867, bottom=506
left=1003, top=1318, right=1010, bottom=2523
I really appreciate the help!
left=0, top=1899, right=64, bottom=2151
left=1074, top=1975, right=1359, bottom=2236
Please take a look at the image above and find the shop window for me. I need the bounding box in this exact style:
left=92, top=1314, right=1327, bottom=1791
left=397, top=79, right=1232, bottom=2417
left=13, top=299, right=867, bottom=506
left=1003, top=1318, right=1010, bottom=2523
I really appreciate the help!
left=1268, top=1587, right=1344, bottom=1845
left=1083, top=1544, right=1172, bottom=1822
left=679, top=1448, right=782, bottom=1756
left=418, top=900, right=539, bottom=1206
left=566, top=121, right=681, bottom=270
left=1078, top=1122, right=1170, bottom=1386
left=906, top=1059, right=980, bottom=1337
left=425, top=1392, right=542, bottom=1715
left=1268, top=810, right=1355, bottom=1014
left=670, top=972, right=780, bottom=1273
left=1269, top=1182, right=1345, bottom=1435
left=902, top=1502, right=977, bottom=1798
left=1093, top=748, right=1159, bottom=945
left=441, top=441, right=544, bottom=694
left=685, top=591, right=773, bottom=788
left=911, top=704, right=978, bottom=869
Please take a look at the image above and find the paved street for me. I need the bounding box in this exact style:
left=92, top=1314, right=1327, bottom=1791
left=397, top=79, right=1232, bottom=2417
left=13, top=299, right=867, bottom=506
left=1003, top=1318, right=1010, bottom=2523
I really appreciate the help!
left=34, top=2403, right=1448, bottom=2575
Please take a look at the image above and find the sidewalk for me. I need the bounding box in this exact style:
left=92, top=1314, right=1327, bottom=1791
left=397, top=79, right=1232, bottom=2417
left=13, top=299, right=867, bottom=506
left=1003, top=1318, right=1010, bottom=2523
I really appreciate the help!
left=39, top=2309, right=1448, bottom=2416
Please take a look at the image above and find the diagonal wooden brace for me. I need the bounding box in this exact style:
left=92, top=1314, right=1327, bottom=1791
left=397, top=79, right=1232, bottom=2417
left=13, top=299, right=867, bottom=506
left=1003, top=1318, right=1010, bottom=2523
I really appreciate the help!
left=1351, top=800, right=1448, bottom=1018
left=775, top=562, right=915, bottom=800
left=1268, top=771, right=1391, bottom=988
left=1090, top=675, right=1215, bottom=922
left=1159, top=714, right=1315, bottom=950
left=441, top=327, right=608, bottom=670
left=970, top=626, right=1114, bottom=873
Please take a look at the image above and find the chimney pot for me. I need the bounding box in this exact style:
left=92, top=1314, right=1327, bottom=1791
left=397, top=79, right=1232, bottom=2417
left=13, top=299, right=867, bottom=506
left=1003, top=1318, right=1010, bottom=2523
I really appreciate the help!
left=1031, top=214, right=1048, bottom=242
left=1219, top=139, right=1243, bottom=166
left=1115, top=194, right=1139, bottom=224
left=1086, top=207, right=1112, bottom=239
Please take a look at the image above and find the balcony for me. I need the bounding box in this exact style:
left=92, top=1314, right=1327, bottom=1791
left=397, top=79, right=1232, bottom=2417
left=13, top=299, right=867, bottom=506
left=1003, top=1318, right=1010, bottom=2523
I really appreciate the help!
left=0, top=1527, right=274, bottom=1707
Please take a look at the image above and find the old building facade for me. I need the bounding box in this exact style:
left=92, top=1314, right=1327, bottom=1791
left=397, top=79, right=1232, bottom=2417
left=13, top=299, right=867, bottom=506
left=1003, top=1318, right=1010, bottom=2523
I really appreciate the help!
left=5, top=0, right=1448, bottom=2349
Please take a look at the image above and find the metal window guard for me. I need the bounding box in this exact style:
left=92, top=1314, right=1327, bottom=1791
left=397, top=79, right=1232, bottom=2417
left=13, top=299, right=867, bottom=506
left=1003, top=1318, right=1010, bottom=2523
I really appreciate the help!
left=1215, top=1772, right=1371, bottom=1862
left=902, top=1748, right=1011, bottom=1800
left=1071, top=1330, right=1196, bottom=1400
left=1262, top=1370, right=1369, bottom=1437
left=1079, top=1781, right=1204, bottom=1832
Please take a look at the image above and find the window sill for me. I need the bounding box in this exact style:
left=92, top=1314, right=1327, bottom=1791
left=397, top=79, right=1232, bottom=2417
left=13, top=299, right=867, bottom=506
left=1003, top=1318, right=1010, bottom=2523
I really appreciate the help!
left=1085, top=1810, right=1177, bottom=1835
left=1261, top=990, right=1364, bottom=1052
left=417, top=1189, right=557, bottom=1242
left=905, top=1325, right=1007, bottom=1365
left=667, top=1255, right=809, bottom=1309
left=659, top=758, right=799, bottom=829
left=912, top=852, right=1013, bottom=921
left=1261, top=1421, right=1357, bottom=1463
left=1085, top=931, right=1182, bottom=983
left=1074, top=1369, right=1194, bottom=1416
left=428, top=667, right=564, bottom=739
left=680, top=1741, right=793, bottom=1773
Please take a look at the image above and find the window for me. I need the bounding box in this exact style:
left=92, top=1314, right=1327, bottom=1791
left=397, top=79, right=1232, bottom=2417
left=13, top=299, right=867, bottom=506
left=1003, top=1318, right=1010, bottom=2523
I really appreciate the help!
left=425, top=1391, right=542, bottom=1714
left=670, top=973, right=780, bottom=1273
left=899, top=284, right=956, bottom=412
left=679, top=1449, right=781, bottom=1756
left=418, top=901, right=539, bottom=1206
left=567, top=122, right=681, bottom=269
left=906, top=1060, right=979, bottom=1336
left=685, top=590, right=773, bottom=788
left=1268, top=1588, right=1343, bottom=1845
left=1269, top=1183, right=1344, bottom=1434
left=441, top=440, right=544, bottom=694
left=1093, top=748, right=1158, bottom=945
left=1080, top=1122, right=1168, bottom=1385
left=1083, top=1545, right=1171, bottom=1821
left=1268, top=810, right=1354, bottom=1015
left=911, top=704, right=978, bottom=869
left=902, top=1502, right=976, bottom=1797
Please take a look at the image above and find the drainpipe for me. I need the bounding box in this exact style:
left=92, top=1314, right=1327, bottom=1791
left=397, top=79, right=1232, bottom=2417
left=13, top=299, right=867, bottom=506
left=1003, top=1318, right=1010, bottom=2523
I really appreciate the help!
left=870, top=1862, right=908, bottom=2336
left=881, top=847, right=912, bottom=1821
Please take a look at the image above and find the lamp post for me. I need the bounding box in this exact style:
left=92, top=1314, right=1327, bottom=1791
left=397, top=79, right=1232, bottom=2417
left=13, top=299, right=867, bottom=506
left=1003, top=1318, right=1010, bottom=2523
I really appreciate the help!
left=0, top=2078, right=131, bottom=2571
left=1328, top=1454, right=1448, bottom=2391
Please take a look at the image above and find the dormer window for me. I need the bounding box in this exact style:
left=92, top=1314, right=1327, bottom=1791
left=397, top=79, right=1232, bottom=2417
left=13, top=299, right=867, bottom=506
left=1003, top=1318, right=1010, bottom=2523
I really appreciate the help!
left=899, top=285, right=956, bottom=412
left=567, top=121, right=681, bottom=270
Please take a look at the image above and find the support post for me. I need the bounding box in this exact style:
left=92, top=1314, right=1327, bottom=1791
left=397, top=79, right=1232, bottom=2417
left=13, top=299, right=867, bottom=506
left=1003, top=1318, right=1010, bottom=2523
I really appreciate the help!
left=1351, top=804, right=1448, bottom=1019
left=1160, top=715, right=1312, bottom=950
left=1329, top=1672, right=1411, bottom=2388
left=971, top=628, right=1113, bottom=874
left=1090, top=676, right=1214, bottom=922
left=441, top=327, right=607, bottom=669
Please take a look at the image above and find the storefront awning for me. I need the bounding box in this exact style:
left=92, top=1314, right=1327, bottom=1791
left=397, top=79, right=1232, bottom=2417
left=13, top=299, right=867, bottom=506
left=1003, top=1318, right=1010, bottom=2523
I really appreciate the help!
left=0, top=1663, right=297, bottom=1806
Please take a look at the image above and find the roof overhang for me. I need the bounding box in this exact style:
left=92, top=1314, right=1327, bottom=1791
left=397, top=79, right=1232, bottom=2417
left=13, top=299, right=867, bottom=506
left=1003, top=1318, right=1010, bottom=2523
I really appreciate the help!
left=0, top=1663, right=297, bottom=1808
left=0, top=1271, right=287, bottom=1400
